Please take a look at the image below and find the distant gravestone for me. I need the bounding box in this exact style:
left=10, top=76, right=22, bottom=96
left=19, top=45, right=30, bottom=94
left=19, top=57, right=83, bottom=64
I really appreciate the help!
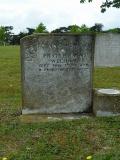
left=20, top=34, right=95, bottom=114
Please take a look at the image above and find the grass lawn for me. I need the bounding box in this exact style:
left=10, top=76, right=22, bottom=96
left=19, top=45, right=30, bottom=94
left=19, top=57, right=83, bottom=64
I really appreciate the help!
left=0, top=46, right=120, bottom=160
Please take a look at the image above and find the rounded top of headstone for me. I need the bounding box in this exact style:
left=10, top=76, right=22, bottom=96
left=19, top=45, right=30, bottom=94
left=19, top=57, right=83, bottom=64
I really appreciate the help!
left=98, top=89, right=120, bottom=95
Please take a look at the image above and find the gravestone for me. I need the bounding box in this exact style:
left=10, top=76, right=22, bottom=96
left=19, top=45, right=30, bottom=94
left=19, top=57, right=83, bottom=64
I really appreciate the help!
left=20, top=33, right=95, bottom=114
left=93, top=88, right=120, bottom=116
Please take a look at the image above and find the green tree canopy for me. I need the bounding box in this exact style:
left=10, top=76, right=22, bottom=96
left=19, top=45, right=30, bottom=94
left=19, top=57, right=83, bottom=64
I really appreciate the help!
left=68, top=25, right=81, bottom=33
left=68, top=24, right=89, bottom=33
left=34, top=23, right=48, bottom=33
left=80, top=0, right=120, bottom=12
left=90, top=23, right=104, bottom=32
left=0, top=26, right=6, bottom=44
left=79, top=24, right=90, bottom=32
left=51, top=24, right=90, bottom=33
left=26, top=28, right=35, bottom=35
left=106, top=28, right=120, bottom=33
left=0, top=26, right=13, bottom=45
left=4, top=26, right=13, bottom=44
left=51, top=27, right=68, bottom=33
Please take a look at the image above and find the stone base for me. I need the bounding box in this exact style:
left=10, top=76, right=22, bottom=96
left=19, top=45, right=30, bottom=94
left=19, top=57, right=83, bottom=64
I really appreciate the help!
left=20, top=88, right=120, bottom=122
left=19, top=113, right=93, bottom=123
left=93, top=88, right=120, bottom=116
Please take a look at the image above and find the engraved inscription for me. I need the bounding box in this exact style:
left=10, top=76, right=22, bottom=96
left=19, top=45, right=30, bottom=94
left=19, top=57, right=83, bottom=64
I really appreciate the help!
left=25, top=46, right=37, bottom=61
left=38, top=53, right=89, bottom=72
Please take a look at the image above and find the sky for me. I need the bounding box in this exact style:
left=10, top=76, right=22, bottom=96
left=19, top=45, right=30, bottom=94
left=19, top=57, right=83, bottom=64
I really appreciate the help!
left=0, top=0, right=120, bottom=33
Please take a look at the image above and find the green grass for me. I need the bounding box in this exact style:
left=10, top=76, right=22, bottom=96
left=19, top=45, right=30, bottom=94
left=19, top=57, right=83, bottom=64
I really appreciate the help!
left=0, top=46, right=120, bottom=160
left=94, top=67, right=120, bottom=89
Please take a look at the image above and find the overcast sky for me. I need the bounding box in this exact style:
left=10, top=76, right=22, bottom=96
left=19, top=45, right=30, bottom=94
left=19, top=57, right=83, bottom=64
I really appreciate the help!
left=0, top=0, right=120, bottom=33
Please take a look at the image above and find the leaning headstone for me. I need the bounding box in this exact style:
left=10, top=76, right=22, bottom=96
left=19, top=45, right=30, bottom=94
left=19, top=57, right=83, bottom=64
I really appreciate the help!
left=20, top=33, right=95, bottom=115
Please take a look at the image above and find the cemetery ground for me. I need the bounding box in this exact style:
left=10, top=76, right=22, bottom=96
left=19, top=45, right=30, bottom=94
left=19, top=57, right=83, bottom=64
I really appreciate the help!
left=0, top=46, right=120, bottom=160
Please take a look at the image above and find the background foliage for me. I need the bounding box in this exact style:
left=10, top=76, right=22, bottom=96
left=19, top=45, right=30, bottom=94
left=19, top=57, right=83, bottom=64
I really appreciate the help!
left=0, top=23, right=120, bottom=45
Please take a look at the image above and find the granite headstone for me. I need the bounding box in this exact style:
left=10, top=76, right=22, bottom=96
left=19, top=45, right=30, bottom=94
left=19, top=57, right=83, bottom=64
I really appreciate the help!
left=20, top=34, right=95, bottom=114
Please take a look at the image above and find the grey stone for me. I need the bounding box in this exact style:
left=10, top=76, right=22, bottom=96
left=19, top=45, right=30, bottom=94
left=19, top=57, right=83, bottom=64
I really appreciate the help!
left=93, top=88, right=120, bottom=116
left=20, top=33, right=95, bottom=114
left=95, top=33, right=120, bottom=67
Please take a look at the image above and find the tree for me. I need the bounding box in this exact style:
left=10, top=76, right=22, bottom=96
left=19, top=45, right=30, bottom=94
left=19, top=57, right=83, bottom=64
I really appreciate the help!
left=79, top=24, right=90, bottom=32
left=80, top=0, right=120, bottom=12
left=51, top=27, right=68, bottom=33
left=68, top=25, right=81, bottom=33
left=26, top=28, right=35, bottom=35
left=34, top=23, right=48, bottom=33
left=4, top=26, right=13, bottom=44
left=68, top=24, right=90, bottom=33
left=0, top=26, right=13, bottom=45
left=90, top=23, right=103, bottom=32
left=0, top=26, right=6, bottom=45
left=10, top=34, right=20, bottom=45
left=51, top=24, right=90, bottom=33
left=106, top=28, right=120, bottom=33
left=10, top=32, right=28, bottom=45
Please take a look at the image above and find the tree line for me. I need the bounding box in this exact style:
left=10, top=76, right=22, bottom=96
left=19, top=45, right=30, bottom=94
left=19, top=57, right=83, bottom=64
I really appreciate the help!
left=0, top=23, right=120, bottom=45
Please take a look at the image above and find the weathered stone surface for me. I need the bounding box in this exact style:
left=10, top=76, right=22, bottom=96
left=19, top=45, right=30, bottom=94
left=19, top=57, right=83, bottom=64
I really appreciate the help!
left=93, top=88, right=120, bottom=116
left=95, top=33, right=120, bottom=67
left=20, top=33, right=95, bottom=114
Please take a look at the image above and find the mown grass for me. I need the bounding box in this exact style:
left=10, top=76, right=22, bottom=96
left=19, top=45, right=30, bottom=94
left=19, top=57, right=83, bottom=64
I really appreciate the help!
left=94, top=67, right=120, bottom=89
left=0, top=46, right=120, bottom=160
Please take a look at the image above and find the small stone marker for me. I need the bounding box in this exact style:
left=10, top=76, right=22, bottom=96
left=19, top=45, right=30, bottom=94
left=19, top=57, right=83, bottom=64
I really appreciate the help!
left=93, top=88, right=120, bottom=116
left=20, top=34, right=95, bottom=115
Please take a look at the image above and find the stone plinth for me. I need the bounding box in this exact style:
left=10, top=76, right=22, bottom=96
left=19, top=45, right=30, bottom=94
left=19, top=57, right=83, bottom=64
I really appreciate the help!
left=20, top=33, right=95, bottom=114
left=93, top=88, right=120, bottom=116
